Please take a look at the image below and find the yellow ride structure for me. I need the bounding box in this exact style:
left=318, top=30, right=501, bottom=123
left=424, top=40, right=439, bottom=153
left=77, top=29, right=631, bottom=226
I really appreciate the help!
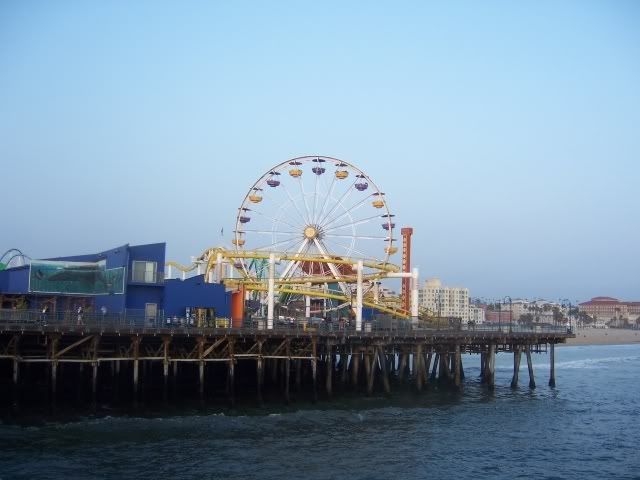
left=166, top=246, right=415, bottom=319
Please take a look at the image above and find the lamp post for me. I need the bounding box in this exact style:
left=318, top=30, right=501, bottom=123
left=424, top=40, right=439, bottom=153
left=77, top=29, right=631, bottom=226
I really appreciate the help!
left=560, top=298, right=573, bottom=332
left=503, top=296, right=512, bottom=331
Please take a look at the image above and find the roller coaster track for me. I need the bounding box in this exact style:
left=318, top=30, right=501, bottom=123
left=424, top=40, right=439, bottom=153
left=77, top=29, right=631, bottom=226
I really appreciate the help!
left=167, top=247, right=411, bottom=318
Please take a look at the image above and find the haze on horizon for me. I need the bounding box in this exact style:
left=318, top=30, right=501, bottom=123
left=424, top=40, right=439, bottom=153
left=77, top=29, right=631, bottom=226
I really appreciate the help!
left=1, top=1, right=638, bottom=303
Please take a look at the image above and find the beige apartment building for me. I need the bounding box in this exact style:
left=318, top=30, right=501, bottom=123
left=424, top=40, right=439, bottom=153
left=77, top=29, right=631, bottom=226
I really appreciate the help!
left=419, top=278, right=470, bottom=323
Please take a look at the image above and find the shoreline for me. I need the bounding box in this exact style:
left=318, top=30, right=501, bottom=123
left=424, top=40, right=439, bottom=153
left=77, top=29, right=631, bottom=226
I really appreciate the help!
left=561, top=328, right=640, bottom=346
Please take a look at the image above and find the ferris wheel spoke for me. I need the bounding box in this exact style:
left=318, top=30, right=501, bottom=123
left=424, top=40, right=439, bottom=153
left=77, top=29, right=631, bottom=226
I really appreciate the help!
left=251, top=209, right=303, bottom=231
left=295, top=176, right=313, bottom=225
left=322, top=214, right=383, bottom=233
left=315, top=171, right=337, bottom=226
left=320, top=193, right=374, bottom=231
left=312, top=171, right=320, bottom=223
left=316, top=176, right=358, bottom=227
left=327, top=240, right=374, bottom=260
left=278, top=182, right=310, bottom=227
left=240, top=229, right=300, bottom=236
left=252, top=234, right=303, bottom=252
left=313, top=238, right=350, bottom=296
left=279, top=238, right=311, bottom=281
left=324, top=234, right=389, bottom=240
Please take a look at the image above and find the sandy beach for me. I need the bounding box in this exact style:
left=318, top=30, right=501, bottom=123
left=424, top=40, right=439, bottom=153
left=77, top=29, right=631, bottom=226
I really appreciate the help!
left=563, top=328, right=640, bottom=346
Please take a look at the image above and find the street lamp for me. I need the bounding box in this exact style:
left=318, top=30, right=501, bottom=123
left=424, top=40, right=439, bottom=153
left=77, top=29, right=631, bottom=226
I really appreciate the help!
left=503, top=296, right=512, bottom=331
left=560, top=298, right=573, bottom=332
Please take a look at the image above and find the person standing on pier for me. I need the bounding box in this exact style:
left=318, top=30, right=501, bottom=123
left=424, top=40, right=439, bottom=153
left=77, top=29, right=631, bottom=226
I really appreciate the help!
left=41, top=305, right=49, bottom=326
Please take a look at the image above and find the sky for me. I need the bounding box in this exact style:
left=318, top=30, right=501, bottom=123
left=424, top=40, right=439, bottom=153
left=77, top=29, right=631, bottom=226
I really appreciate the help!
left=1, top=0, right=638, bottom=303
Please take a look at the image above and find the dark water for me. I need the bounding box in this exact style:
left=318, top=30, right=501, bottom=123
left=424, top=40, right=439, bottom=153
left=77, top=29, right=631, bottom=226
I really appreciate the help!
left=1, top=344, right=639, bottom=480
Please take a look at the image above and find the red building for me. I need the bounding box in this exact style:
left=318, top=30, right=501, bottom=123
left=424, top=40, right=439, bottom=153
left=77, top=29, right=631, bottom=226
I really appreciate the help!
left=484, top=310, right=513, bottom=324
left=578, top=297, right=640, bottom=322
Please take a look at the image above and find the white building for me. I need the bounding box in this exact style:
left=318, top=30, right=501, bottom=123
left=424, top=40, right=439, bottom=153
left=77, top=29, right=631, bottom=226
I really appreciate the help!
left=419, top=278, right=469, bottom=323
left=468, top=305, right=485, bottom=325
left=501, top=299, right=562, bottom=325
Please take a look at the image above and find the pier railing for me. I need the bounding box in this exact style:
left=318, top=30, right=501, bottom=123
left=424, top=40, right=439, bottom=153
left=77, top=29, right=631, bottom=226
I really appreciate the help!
left=0, top=308, right=570, bottom=336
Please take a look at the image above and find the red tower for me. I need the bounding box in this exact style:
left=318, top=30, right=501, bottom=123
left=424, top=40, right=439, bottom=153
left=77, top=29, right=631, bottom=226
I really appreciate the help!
left=401, top=227, right=413, bottom=313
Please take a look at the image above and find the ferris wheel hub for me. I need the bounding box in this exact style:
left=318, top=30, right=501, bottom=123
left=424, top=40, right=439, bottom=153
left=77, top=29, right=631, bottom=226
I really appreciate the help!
left=303, top=225, right=320, bottom=240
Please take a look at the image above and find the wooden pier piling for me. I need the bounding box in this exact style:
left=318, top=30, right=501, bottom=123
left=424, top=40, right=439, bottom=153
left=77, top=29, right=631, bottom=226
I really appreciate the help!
left=325, top=343, right=333, bottom=399
left=510, top=346, right=521, bottom=388
left=453, top=344, right=461, bottom=389
left=379, top=346, right=390, bottom=395
left=311, top=340, right=318, bottom=403
left=525, top=345, right=536, bottom=389
left=549, top=343, right=556, bottom=388
left=415, top=344, right=424, bottom=392
left=351, top=351, right=360, bottom=388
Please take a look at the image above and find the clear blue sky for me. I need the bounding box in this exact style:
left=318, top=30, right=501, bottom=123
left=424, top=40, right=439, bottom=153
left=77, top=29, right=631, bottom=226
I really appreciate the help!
left=1, top=0, right=638, bottom=303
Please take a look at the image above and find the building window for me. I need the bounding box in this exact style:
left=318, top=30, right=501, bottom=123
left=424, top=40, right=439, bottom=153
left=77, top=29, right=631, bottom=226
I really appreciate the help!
left=132, top=261, right=157, bottom=283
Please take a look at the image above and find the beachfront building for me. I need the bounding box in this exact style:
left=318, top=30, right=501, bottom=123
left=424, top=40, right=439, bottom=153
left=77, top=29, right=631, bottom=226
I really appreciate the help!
left=419, top=278, right=470, bottom=323
left=578, top=297, right=640, bottom=325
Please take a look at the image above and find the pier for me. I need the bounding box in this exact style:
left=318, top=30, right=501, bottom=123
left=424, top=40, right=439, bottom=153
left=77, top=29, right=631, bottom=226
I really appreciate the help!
left=0, top=312, right=573, bottom=407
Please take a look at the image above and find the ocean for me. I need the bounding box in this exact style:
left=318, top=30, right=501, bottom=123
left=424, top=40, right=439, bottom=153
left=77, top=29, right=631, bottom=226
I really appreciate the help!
left=1, top=344, right=639, bottom=480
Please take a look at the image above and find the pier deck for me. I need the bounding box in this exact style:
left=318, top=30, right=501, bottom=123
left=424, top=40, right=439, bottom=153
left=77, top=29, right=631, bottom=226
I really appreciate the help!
left=1, top=318, right=573, bottom=405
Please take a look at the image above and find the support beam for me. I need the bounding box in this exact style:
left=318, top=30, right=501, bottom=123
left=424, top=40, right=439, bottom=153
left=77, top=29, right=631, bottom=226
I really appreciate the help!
left=13, top=358, right=19, bottom=386
left=311, top=340, right=318, bottom=403
left=267, top=253, right=276, bottom=330
left=55, top=335, right=94, bottom=359
left=454, top=344, right=461, bottom=389
left=91, top=336, right=99, bottom=402
left=423, top=352, right=432, bottom=386
left=549, top=343, right=556, bottom=388
left=430, top=353, right=439, bottom=382
left=132, top=337, right=141, bottom=399
left=526, top=345, right=536, bottom=389
left=366, top=349, right=375, bottom=395
left=351, top=351, right=360, bottom=388
left=415, top=344, right=424, bottom=392
left=379, top=346, right=390, bottom=395
left=198, top=337, right=205, bottom=399
left=257, top=341, right=264, bottom=405
left=295, top=359, right=302, bottom=392
left=325, top=343, right=333, bottom=399
left=439, top=352, right=451, bottom=384
left=284, top=340, right=291, bottom=404
left=256, top=357, right=264, bottom=405
left=486, top=344, right=495, bottom=390
left=355, top=260, right=363, bottom=331
left=92, top=362, right=98, bottom=400
left=228, top=339, right=235, bottom=407
left=340, top=349, right=348, bottom=386
left=49, top=336, right=59, bottom=398
left=510, top=346, right=522, bottom=389
left=411, top=267, right=419, bottom=324
left=163, top=337, right=170, bottom=401
left=397, top=352, right=407, bottom=382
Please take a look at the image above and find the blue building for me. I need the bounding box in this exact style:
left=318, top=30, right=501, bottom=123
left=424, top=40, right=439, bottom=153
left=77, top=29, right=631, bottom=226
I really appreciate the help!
left=0, top=242, right=230, bottom=322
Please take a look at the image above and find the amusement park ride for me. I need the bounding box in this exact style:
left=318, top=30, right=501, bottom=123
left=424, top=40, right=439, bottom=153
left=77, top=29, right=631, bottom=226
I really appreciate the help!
left=166, top=156, right=420, bottom=330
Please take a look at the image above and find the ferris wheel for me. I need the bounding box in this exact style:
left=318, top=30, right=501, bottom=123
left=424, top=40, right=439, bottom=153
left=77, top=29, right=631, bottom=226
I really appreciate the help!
left=233, top=156, right=397, bottom=298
